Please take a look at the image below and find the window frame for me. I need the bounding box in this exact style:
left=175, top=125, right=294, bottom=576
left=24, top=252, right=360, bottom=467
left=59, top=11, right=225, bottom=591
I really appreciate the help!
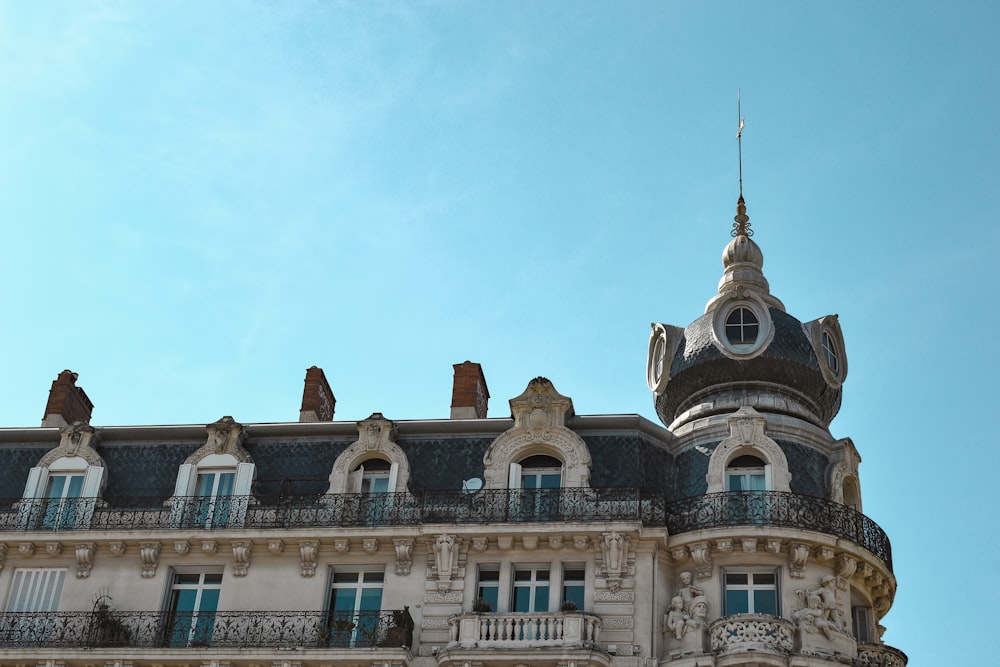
left=164, top=569, right=224, bottom=648
left=511, top=564, right=552, bottom=613
left=722, top=567, right=780, bottom=616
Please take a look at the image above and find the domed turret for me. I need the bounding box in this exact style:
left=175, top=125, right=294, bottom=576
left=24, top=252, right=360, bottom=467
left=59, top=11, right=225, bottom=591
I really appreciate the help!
left=647, top=197, right=847, bottom=430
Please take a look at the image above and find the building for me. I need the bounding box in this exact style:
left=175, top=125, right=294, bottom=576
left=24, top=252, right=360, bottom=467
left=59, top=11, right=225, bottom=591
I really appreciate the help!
left=0, top=196, right=906, bottom=667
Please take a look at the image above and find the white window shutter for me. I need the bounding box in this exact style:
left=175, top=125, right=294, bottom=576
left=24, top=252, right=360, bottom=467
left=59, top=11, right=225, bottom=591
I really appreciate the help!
left=348, top=466, right=364, bottom=493
left=508, top=462, right=522, bottom=489
left=174, top=464, right=195, bottom=497
left=764, top=464, right=773, bottom=491
left=81, top=465, right=104, bottom=498
left=22, top=467, right=43, bottom=499
left=387, top=462, right=399, bottom=493
left=233, top=462, right=255, bottom=496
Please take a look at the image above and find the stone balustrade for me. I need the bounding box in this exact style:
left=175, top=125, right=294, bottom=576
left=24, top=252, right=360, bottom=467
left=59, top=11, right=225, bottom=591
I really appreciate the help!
left=858, top=643, right=909, bottom=667
left=449, top=612, right=601, bottom=649
left=708, top=613, right=795, bottom=655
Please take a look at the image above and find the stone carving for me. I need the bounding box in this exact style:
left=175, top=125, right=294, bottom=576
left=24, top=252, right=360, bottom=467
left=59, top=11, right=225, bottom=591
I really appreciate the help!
left=595, top=589, right=634, bottom=602
left=796, top=575, right=847, bottom=634
left=793, top=592, right=838, bottom=640
left=709, top=616, right=794, bottom=653
left=139, top=542, right=161, bottom=578
left=788, top=543, right=810, bottom=578
left=670, top=546, right=689, bottom=561
left=298, top=541, right=318, bottom=577
left=38, top=421, right=105, bottom=469
left=522, top=535, right=538, bottom=550
left=600, top=615, right=634, bottom=628
left=232, top=542, right=251, bottom=577
left=715, top=538, right=733, bottom=553
left=45, top=542, right=61, bottom=556
left=362, top=538, right=379, bottom=553
left=326, top=413, right=409, bottom=494
left=423, top=591, right=463, bottom=604
left=75, top=543, right=95, bottom=578
left=434, top=534, right=456, bottom=589
left=109, top=541, right=126, bottom=557
left=836, top=554, right=858, bottom=583
left=688, top=541, right=712, bottom=579
left=470, top=537, right=489, bottom=552
left=677, top=571, right=704, bottom=613
left=741, top=538, right=757, bottom=553
left=574, top=535, right=590, bottom=551
left=497, top=536, right=513, bottom=550
left=267, top=539, right=284, bottom=554
left=18, top=542, right=34, bottom=556
left=766, top=539, right=782, bottom=554
left=548, top=535, right=563, bottom=550
left=333, top=538, right=349, bottom=553
left=185, top=416, right=252, bottom=465
left=174, top=541, right=190, bottom=555
left=393, top=539, right=413, bottom=575
left=665, top=589, right=709, bottom=641
left=202, top=540, right=218, bottom=555
left=481, top=378, right=592, bottom=489
left=601, top=531, right=626, bottom=579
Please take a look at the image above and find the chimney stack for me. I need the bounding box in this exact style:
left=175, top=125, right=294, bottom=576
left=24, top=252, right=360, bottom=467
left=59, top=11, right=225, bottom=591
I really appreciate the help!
left=450, top=361, right=489, bottom=419
left=41, top=370, right=94, bottom=427
left=299, top=366, right=336, bottom=422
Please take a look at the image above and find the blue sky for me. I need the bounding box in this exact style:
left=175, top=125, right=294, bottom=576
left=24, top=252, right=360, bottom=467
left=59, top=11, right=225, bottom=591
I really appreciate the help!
left=1, top=2, right=996, bottom=664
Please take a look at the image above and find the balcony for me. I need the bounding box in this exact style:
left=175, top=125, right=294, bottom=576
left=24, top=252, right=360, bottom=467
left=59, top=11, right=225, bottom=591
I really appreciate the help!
left=858, top=643, right=908, bottom=667
left=708, top=613, right=795, bottom=656
left=0, top=608, right=412, bottom=650
left=0, top=489, right=891, bottom=569
left=448, top=611, right=601, bottom=649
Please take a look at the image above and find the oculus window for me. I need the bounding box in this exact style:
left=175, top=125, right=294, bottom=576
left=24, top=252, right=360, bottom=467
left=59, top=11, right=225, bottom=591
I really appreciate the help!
left=725, top=307, right=759, bottom=345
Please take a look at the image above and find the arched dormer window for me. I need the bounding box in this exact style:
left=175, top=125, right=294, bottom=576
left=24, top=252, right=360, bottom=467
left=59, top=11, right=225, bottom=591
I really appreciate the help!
left=326, top=414, right=410, bottom=495
left=21, top=422, right=105, bottom=530
left=170, top=417, right=255, bottom=529
left=705, top=407, right=791, bottom=494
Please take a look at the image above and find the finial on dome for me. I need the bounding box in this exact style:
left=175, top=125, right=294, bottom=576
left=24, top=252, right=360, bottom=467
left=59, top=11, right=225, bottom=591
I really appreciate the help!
left=731, top=195, right=752, bottom=238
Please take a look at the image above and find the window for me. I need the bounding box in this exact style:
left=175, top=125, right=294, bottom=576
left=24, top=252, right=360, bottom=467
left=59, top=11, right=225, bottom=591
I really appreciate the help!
left=512, top=566, right=550, bottom=612
left=359, top=459, right=391, bottom=494
left=821, top=331, right=839, bottom=372
left=476, top=567, right=500, bottom=612
left=166, top=572, right=222, bottom=647
left=725, top=307, right=759, bottom=345
left=510, top=455, right=562, bottom=521
left=4, top=568, right=66, bottom=612
left=723, top=569, right=779, bottom=615
left=328, top=571, right=384, bottom=646
left=191, top=470, right=235, bottom=528
left=562, top=566, right=585, bottom=611
left=726, top=455, right=768, bottom=491
left=42, top=473, right=84, bottom=529
left=853, top=606, right=873, bottom=643
left=518, top=455, right=562, bottom=489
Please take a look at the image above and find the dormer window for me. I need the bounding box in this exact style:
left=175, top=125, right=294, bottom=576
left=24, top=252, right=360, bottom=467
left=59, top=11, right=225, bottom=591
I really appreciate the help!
left=725, top=307, right=759, bottom=345
left=727, top=455, right=770, bottom=491
left=356, top=458, right=392, bottom=494
left=516, top=455, right=562, bottom=489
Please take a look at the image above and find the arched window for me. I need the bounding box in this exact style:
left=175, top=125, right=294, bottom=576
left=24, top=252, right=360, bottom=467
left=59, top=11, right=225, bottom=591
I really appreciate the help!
left=512, top=455, right=563, bottom=490
left=726, top=454, right=770, bottom=491
left=821, top=331, right=839, bottom=372
left=351, top=458, right=395, bottom=495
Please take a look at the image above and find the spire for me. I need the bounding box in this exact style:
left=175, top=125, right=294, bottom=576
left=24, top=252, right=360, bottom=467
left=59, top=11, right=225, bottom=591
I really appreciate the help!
left=732, top=194, right=752, bottom=238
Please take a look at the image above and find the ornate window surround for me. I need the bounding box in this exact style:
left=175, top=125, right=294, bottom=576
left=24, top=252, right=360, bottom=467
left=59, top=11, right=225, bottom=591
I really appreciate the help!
left=22, top=422, right=106, bottom=501
left=326, top=413, right=410, bottom=494
left=482, top=378, right=591, bottom=490
left=705, top=407, right=791, bottom=494
left=172, top=416, right=255, bottom=499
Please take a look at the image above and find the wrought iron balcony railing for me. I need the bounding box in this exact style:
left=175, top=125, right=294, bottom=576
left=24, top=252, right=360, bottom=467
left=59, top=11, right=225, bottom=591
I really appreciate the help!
left=0, top=489, right=891, bottom=569
left=0, top=608, right=412, bottom=650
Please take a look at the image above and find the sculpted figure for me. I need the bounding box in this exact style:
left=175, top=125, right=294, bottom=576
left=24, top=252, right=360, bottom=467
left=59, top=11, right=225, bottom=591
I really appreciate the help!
left=794, top=593, right=836, bottom=640
left=796, top=574, right=845, bottom=633
left=685, top=596, right=709, bottom=634
left=665, top=596, right=687, bottom=639
left=603, top=532, right=624, bottom=574
left=434, top=534, right=456, bottom=579
left=678, top=570, right=704, bottom=612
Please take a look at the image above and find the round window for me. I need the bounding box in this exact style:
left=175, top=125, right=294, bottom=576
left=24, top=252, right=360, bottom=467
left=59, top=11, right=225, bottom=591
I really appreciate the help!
left=725, top=307, right=759, bottom=345
left=821, top=331, right=839, bottom=372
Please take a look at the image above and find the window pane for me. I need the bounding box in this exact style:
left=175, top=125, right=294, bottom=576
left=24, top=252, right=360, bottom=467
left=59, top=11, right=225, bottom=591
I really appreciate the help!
left=753, top=590, right=777, bottom=615
left=726, top=590, right=749, bottom=614
left=726, top=573, right=748, bottom=585
left=512, top=586, right=531, bottom=612
left=749, top=474, right=766, bottom=491
left=46, top=476, right=66, bottom=498
left=217, top=473, right=235, bottom=496
left=754, top=573, right=775, bottom=585
left=538, top=473, right=561, bottom=489
left=204, top=573, right=223, bottom=584
left=532, top=585, right=549, bottom=611
left=362, top=572, right=384, bottom=583
left=66, top=475, right=84, bottom=497
left=728, top=474, right=746, bottom=491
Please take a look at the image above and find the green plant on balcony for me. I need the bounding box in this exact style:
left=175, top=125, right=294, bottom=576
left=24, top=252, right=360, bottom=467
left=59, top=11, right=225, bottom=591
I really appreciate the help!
left=561, top=600, right=579, bottom=612
left=472, top=598, right=492, bottom=613
left=87, top=593, right=131, bottom=647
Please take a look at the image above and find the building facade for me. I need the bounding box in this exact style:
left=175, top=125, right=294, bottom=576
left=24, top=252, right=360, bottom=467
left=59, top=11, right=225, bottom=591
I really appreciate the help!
left=0, top=198, right=906, bottom=667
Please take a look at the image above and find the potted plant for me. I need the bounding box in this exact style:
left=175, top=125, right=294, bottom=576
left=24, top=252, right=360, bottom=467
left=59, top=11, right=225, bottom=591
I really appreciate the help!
left=87, top=594, right=132, bottom=647
left=472, top=597, right=492, bottom=613
left=561, top=600, right=579, bottom=612
left=328, top=618, right=356, bottom=647
left=384, top=606, right=413, bottom=646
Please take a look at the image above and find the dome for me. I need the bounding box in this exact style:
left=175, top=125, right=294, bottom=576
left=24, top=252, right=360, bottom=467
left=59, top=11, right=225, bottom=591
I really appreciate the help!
left=647, top=197, right=847, bottom=430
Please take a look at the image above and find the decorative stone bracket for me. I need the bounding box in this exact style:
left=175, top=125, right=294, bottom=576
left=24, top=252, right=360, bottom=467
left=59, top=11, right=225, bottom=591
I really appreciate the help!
left=140, top=542, right=161, bottom=578
left=232, top=542, right=252, bottom=577
left=299, top=541, right=319, bottom=577
left=394, top=539, right=413, bottom=575
left=75, top=543, right=96, bottom=578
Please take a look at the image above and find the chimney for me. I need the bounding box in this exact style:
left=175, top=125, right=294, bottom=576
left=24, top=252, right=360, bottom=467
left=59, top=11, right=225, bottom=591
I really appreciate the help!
left=299, top=366, right=336, bottom=422
left=450, top=361, right=489, bottom=419
left=41, top=370, right=94, bottom=427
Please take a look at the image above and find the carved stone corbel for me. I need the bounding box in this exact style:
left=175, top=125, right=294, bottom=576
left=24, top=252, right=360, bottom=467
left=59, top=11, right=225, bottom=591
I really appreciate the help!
left=522, top=536, right=538, bottom=550
left=267, top=539, right=284, bottom=554
left=45, top=542, right=62, bottom=556
left=362, top=538, right=379, bottom=554
left=433, top=534, right=458, bottom=590
left=75, top=543, right=96, bottom=578
left=835, top=555, right=857, bottom=586
left=393, top=539, right=413, bottom=575
left=741, top=538, right=757, bottom=553
left=573, top=535, right=590, bottom=551
left=788, top=543, right=810, bottom=579
left=548, top=536, right=563, bottom=550
left=715, top=538, right=733, bottom=553
left=498, top=536, right=513, bottom=550
left=817, top=547, right=835, bottom=562
left=202, top=540, right=218, bottom=555
left=299, top=541, right=319, bottom=577
left=688, top=541, right=712, bottom=580
left=140, top=542, right=161, bottom=578
left=232, top=542, right=251, bottom=577
left=18, top=543, right=34, bottom=556
left=333, top=538, right=349, bottom=553
left=470, top=537, right=489, bottom=552
left=766, top=539, right=781, bottom=554
left=109, top=541, right=126, bottom=557
left=670, top=546, right=689, bottom=561
left=174, top=541, right=190, bottom=555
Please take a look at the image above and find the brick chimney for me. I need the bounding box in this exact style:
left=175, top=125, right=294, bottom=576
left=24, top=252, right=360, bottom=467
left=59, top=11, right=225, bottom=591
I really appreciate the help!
left=450, top=361, right=489, bottom=419
left=299, top=366, right=336, bottom=422
left=41, top=370, right=94, bottom=427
